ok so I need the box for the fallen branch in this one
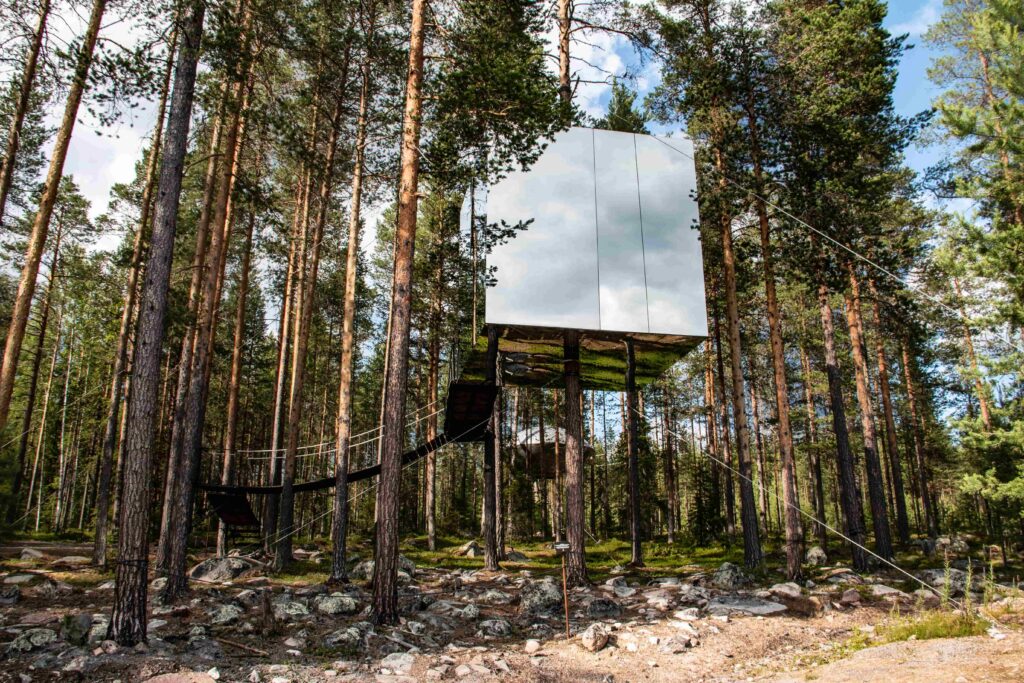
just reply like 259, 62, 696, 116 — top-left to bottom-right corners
215, 636, 268, 656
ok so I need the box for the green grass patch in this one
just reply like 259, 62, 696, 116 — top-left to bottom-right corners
880, 610, 988, 642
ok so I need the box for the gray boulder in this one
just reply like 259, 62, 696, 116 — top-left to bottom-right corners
479, 619, 513, 637
506, 550, 529, 562
314, 593, 359, 615
273, 600, 310, 621
587, 597, 622, 618
189, 557, 258, 583
19, 548, 44, 561
477, 589, 513, 605
325, 627, 363, 650
61, 613, 93, 646
209, 603, 244, 625
804, 546, 827, 566
707, 595, 787, 616
519, 577, 563, 614
712, 562, 749, 590
0, 585, 19, 606
7, 628, 57, 654
351, 555, 416, 581
579, 623, 609, 652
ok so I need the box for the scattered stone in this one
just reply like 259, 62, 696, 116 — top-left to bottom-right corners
273, 601, 309, 621
460, 603, 480, 620
49, 555, 90, 569
151, 577, 168, 592
351, 555, 416, 581
324, 627, 363, 650
918, 567, 974, 596
913, 588, 941, 607
3, 573, 43, 585
479, 619, 513, 637
825, 568, 863, 585
7, 628, 57, 653
190, 556, 258, 583
871, 584, 910, 600
644, 589, 674, 611
524, 639, 541, 654
61, 613, 94, 646
454, 664, 474, 678
19, 548, 44, 561
579, 623, 609, 652
673, 607, 700, 621
587, 597, 622, 618
840, 588, 862, 606
456, 540, 482, 557
712, 562, 749, 590
0, 585, 20, 605
477, 589, 512, 605
519, 577, 563, 614
770, 582, 802, 601
379, 652, 414, 675
315, 594, 359, 615
649, 577, 681, 586
210, 603, 244, 625
506, 550, 529, 562
706, 595, 787, 616
805, 546, 828, 566
677, 584, 710, 605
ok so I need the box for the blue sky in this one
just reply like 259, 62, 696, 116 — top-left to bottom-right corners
572, 0, 951, 182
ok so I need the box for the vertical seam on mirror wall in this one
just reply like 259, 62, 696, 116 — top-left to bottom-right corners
633, 133, 651, 334
592, 127, 602, 331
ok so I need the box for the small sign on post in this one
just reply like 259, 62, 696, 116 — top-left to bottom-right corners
552, 542, 571, 639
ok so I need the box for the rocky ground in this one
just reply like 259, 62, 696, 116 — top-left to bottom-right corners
0, 540, 1021, 682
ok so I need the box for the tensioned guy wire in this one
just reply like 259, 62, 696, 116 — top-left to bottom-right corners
650, 135, 1024, 357
631, 404, 1004, 630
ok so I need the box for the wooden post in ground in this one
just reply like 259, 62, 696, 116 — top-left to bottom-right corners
624, 339, 643, 567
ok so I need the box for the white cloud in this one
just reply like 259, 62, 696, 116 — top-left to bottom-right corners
890, 0, 943, 37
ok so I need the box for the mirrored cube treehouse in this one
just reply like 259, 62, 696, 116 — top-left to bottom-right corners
460, 126, 708, 391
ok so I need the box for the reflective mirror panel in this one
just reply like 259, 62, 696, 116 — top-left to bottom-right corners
484, 126, 600, 331
634, 134, 708, 336
468, 126, 707, 389
594, 129, 649, 333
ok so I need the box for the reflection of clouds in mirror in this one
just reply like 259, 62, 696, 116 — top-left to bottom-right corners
635, 135, 707, 336
595, 129, 648, 333
483, 126, 706, 340
485, 127, 600, 330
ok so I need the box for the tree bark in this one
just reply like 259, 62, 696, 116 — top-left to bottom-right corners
816, 279, 869, 571
482, 326, 501, 571
952, 276, 992, 431
799, 336, 828, 549
372, 0, 427, 625
216, 210, 255, 556
624, 339, 644, 567
330, 25, 373, 582
748, 118, 801, 577
711, 299, 735, 535
868, 280, 910, 545
843, 265, 893, 561
0, 0, 51, 226
94, 30, 177, 567
901, 337, 937, 537
108, 0, 205, 645
556, 0, 571, 106
6, 222, 61, 522
563, 330, 588, 585
163, 43, 253, 599
276, 87, 348, 571
0, 0, 106, 434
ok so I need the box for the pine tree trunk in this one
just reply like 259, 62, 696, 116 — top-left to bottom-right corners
6, 225, 60, 522
163, 47, 253, 599
108, 0, 205, 645
216, 210, 254, 556
748, 125, 801, 576
563, 330, 588, 585
482, 327, 501, 571
330, 25, 373, 582
815, 279, 869, 571
0, 0, 106, 434
716, 160, 762, 568
0, 0, 51, 226
901, 338, 937, 537
843, 265, 893, 561
24, 302, 63, 523
624, 340, 644, 567
799, 337, 828, 549
711, 300, 736, 535
373, 0, 427, 624
276, 87, 348, 571
556, 0, 571, 106
155, 101, 225, 571
94, 32, 177, 566
868, 280, 910, 545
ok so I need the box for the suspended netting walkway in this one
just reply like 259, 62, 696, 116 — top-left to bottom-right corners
197, 381, 497, 532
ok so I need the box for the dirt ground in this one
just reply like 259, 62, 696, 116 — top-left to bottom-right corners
1, 541, 1021, 683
